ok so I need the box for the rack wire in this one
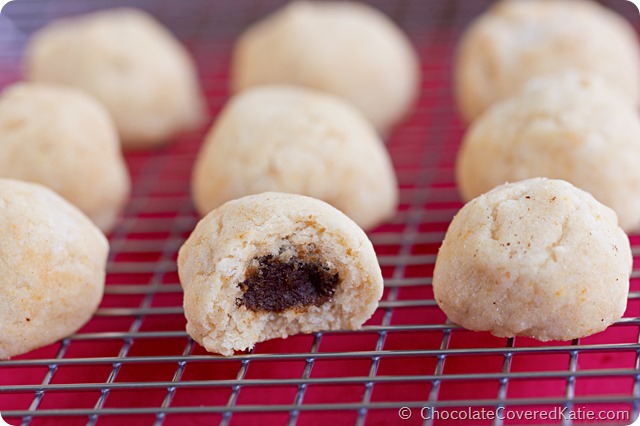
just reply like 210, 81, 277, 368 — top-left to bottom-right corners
0, 0, 639, 425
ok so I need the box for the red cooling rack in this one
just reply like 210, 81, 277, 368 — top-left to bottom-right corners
0, 0, 639, 425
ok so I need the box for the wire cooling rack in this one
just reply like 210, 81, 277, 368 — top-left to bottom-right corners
1, 0, 639, 425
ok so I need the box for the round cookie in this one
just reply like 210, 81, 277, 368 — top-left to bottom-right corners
456, 70, 640, 232
231, 1, 420, 133
455, 0, 640, 122
0, 82, 130, 233
192, 85, 398, 231
433, 178, 631, 341
25, 8, 206, 149
178, 192, 384, 356
0, 179, 109, 359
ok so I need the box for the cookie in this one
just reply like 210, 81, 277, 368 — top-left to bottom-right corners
433, 178, 631, 341
178, 192, 384, 356
0, 179, 109, 359
25, 8, 206, 149
455, 0, 640, 122
192, 85, 398, 231
230, 1, 420, 133
456, 70, 640, 232
0, 82, 130, 233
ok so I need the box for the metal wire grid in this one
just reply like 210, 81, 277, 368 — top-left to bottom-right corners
0, 0, 639, 425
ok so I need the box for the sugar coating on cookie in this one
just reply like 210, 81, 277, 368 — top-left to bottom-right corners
0, 82, 130, 232
456, 70, 640, 232
231, 1, 420, 133
455, 0, 640, 122
192, 85, 398, 231
433, 178, 631, 341
25, 8, 206, 149
0, 179, 109, 359
178, 192, 384, 356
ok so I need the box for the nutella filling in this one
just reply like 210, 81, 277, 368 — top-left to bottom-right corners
237, 254, 339, 312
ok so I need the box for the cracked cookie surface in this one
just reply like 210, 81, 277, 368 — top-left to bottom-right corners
433, 178, 631, 341
178, 192, 383, 356
0, 179, 108, 359
456, 70, 640, 232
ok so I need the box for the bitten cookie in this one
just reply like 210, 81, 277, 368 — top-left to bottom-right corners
0, 179, 109, 359
0, 82, 130, 233
178, 192, 384, 356
456, 70, 640, 232
192, 85, 398, 231
455, 0, 640, 122
433, 178, 631, 341
231, 1, 420, 133
25, 8, 206, 149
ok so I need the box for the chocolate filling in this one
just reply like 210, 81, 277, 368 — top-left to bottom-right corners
237, 254, 339, 312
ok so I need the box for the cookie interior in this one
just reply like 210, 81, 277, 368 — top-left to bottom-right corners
237, 249, 339, 312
